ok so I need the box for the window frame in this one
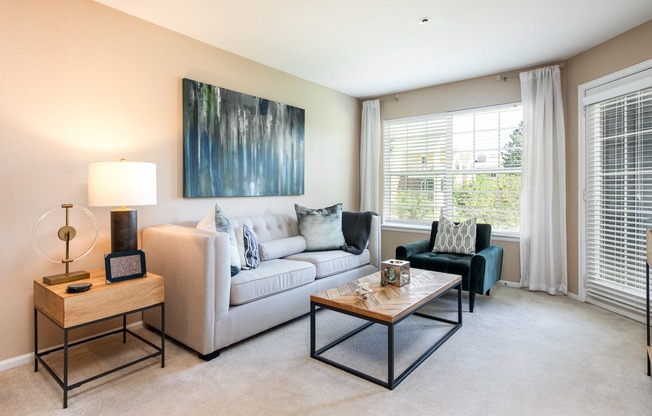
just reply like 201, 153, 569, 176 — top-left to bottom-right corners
382, 102, 523, 239
578, 58, 652, 321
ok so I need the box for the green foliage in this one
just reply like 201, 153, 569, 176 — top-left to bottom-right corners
453, 173, 520, 230
393, 190, 437, 222
452, 123, 523, 230
502, 121, 523, 168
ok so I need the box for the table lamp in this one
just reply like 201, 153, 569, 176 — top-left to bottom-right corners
88, 159, 157, 253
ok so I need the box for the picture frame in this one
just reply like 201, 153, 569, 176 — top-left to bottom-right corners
104, 250, 147, 283
182, 78, 305, 197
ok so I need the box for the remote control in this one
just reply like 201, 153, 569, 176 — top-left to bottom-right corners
66, 282, 93, 293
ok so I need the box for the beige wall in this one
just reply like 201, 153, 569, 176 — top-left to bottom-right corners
0, 0, 360, 363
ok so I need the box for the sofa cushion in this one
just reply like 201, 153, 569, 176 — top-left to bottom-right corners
230, 259, 315, 305
433, 216, 477, 255
258, 236, 306, 261
406, 252, 471, 288
284, 249, 370, 279
295, 203, 346, 251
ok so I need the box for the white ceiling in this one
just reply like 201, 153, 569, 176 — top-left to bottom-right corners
94, 0, 652, 98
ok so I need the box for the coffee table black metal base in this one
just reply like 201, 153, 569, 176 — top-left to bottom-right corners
310, 281, 461, 390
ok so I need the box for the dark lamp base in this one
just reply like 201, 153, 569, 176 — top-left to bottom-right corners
111, 209, 138, 253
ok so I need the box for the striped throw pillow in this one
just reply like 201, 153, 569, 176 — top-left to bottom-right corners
235, 223, 260, 269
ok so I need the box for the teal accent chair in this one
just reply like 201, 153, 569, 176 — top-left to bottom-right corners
395, 221, 503, 312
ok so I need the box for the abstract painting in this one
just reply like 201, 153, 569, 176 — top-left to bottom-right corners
183, 78, 305, 197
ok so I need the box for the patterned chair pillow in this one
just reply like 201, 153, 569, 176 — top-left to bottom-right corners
432, 215, 477, 255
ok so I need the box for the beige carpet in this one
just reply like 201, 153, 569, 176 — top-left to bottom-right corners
2, 285, 651, 415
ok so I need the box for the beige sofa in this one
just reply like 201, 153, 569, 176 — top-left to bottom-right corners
142, 212, 380, 359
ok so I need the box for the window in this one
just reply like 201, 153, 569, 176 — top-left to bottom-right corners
383, 103, 523, 236
580, 62, 652, 319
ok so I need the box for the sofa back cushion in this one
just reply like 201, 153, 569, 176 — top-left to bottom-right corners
428, 221, 492, 254
258, 236, 307, 261
229, 214, 298, 243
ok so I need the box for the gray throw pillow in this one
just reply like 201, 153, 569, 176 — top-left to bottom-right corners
295, 203, 346, 251
213, 205, 241, 276
433, 215, 477, 255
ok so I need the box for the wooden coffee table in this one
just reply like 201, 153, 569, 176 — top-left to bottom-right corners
310, 268, 462, 389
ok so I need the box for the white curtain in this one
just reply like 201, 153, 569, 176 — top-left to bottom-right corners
519, 65, 568, 294
360, 99, 380, 213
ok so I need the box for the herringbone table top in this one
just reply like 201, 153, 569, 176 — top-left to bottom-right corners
311, 268, 461, 323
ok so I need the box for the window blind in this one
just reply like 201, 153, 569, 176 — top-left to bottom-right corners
384, 113, 449, 225
383, 103, 522, 234
584, 86, 652, 315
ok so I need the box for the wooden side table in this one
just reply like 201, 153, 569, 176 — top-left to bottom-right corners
34, 269, 165, 408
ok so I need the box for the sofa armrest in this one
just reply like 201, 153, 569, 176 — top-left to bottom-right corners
470, 245, 504, 294
142, 224, 232, 355
396, 238, 430, 260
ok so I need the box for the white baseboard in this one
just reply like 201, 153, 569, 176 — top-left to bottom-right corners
0, 321, 144, 373
566, 291, 581, 301
0, 352, 34, 372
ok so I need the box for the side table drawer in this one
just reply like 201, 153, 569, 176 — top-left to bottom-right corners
34, 271, 164, 328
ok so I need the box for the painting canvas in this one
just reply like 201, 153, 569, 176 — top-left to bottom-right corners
183, 78, 305, 197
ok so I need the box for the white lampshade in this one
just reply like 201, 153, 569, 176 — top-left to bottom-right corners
88, 161, 157, 207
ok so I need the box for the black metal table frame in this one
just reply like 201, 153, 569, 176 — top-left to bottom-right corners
310, 282, 462, 390
34, 302, 165, 408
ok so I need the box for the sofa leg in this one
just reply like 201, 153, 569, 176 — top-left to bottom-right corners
198, 350, 221, 361
469, 292, 475, 313
486, 289, 491, 296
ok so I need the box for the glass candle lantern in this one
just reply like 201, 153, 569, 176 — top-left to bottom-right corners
380, 259, 410, 287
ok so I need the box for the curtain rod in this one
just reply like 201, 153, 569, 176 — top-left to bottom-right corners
381, 94, 400, 102
359, 94, 399, 104
496, 63, 565, 81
